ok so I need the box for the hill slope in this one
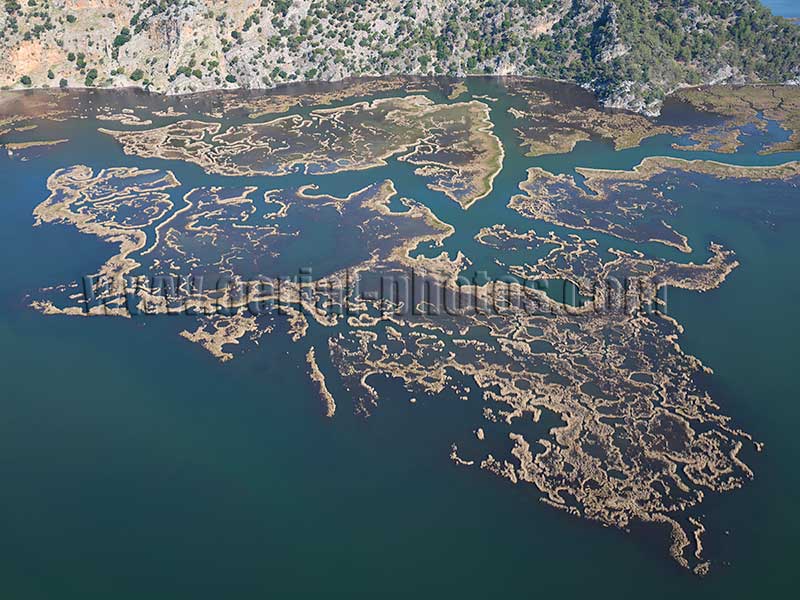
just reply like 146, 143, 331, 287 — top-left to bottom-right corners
1, 0, 798, 112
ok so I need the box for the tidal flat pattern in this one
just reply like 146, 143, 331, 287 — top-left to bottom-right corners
6, 77, 800, 576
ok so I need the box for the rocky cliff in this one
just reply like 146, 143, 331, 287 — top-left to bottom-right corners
1, 0, 798, 112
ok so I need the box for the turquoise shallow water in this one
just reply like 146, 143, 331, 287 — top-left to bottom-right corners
1, 79, 799, 598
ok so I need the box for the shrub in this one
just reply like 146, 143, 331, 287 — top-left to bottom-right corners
84, 68, 98, 86
130, 69, 144, 81
113, 28, 131, 47
20, 75, 31, 86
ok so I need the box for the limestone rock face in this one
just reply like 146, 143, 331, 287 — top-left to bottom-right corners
1, 0, 798, 113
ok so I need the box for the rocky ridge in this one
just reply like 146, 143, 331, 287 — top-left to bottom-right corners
1, 0, 798, 113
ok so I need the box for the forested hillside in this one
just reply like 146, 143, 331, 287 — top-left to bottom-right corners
1, 0, 798, 112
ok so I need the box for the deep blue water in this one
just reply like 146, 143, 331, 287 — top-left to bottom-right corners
1, 79, 799, 598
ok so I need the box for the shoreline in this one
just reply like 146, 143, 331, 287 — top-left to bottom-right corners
3, 75, 799, 117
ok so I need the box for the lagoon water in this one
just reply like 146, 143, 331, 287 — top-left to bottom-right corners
1, 78, 799, 598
